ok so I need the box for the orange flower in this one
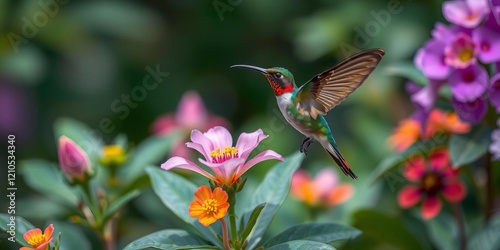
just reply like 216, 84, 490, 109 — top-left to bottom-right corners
20, 224, 54, 250
389, 109, 470, 152
188, 186, 230, 226
291, 169, 354, 207
425, 109, 470, 138
388, 119, 421, 152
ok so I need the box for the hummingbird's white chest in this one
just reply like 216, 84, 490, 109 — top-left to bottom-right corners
276, 93, 311, 137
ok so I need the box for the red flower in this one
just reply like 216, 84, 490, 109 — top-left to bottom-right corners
397, 148, 466, 219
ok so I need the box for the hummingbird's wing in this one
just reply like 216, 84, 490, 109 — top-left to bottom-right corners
294, 49, 385, 119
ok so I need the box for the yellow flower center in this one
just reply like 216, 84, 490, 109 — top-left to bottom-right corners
210, 146, 239, 163
420, 173, 442, 194
28, 233, 45, 247
202, 198, 218, 214
458, 48, 473, 62
101, 145, 126, 166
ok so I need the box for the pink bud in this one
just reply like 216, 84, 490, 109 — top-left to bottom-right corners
58, 136, 91, 181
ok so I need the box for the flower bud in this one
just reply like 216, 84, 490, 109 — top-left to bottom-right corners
58, 136, 92, 182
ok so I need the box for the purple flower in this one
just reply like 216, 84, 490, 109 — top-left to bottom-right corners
445, 32, 477, 68
473, 27, 500, 63
443, 0, 489, 28
452, 96, 487, 124
490, 118, 500, 160
415, 40, 450, 80
490, 73, 500, 112
449, 64, 489, 101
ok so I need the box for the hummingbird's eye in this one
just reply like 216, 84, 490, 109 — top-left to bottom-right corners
274, 73, 283, 79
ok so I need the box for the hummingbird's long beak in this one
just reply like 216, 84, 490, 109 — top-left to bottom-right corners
230, 64, 268, 74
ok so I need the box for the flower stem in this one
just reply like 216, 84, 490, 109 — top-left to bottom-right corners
227, 190, 238, 247
452, 203, 467, 250
485, 152, 493, 222
220, 218, 232, 250
103, 218, 116, 250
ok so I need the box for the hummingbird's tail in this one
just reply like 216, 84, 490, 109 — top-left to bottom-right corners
323, 141, 358, 179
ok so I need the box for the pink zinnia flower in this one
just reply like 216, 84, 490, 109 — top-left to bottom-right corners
151, 91, 229, 158
398, 149, 466, 219
443, 0, 490, 28
290, 168, 353, 207
161, 126, 283, 186
58, 136, 92, 182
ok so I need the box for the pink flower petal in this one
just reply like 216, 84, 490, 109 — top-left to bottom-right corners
151, 115, 178, 135
237, 150, 284, 178
176, 91, 208, 128
199, 157, 246, 185
442, 181, 466, 202
189, 129, 214, 158
403, 156, 426, 181
429, 148, 450, 170
421, 195, 442, 219
398, 185, 422, 208
291, 170, 310, 197
235, 129, 268, 160
443, 0, 487, 28
312, 168, 338, 198
204, 126, 233, 150
161, 156, 215, 181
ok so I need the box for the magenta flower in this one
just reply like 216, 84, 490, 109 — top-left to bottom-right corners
151, 91, 229, 158
489, 73, 500, 111
398, 148, 466, 219
161, 126, 283, 186
58, 136, 92, 182
473, 26, 500, 63
452, 96, 487, 124
442, 0, 489, 28
449, 64, 489, 101
444, 32, 477, 68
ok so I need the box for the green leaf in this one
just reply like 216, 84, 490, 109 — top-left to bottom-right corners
0, 214, 34, 247
122, 229, 212, 250
53, 117, 103, 159
263, 223, 361, 248
19, 159, 78, 206
244, 152, 304, 249
352, 209, 424, 250
266, 240, 337, 250
146, 166, 221, 247
467, 217, 500, 250
425, 213, 457, 250
102, 189, 140, 222
120, 132, 182, 182
385, 63, 427, 86
239, 203, 265, 242
450, 127, 492, 167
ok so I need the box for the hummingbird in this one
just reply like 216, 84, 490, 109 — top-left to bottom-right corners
231, 48, 385, 179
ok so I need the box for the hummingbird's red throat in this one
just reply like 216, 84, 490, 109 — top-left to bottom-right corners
265, 76, 294, 96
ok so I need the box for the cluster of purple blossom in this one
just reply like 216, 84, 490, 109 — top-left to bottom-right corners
410, 0, 499, 125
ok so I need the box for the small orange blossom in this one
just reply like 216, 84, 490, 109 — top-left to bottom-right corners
20, 224, 54, 250
189, 186, 230, 226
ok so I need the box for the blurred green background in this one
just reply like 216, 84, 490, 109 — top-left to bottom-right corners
0, 0, 450, 249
